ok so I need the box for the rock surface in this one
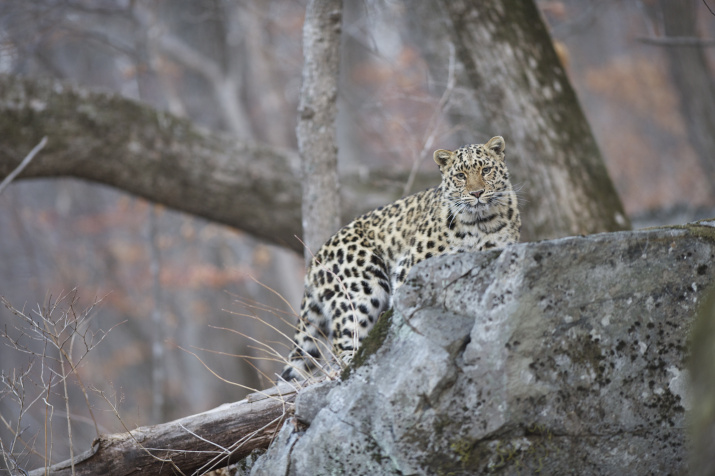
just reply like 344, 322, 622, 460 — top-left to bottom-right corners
252, 222, 715, 475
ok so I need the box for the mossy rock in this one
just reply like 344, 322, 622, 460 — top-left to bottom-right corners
341, 309, 394, 380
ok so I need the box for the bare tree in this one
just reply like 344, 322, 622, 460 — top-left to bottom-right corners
296, 0, 343, 263
439, 0, 630, 240
0, 292, 110, 474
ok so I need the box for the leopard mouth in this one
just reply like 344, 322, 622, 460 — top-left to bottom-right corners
470, 194, 495, 208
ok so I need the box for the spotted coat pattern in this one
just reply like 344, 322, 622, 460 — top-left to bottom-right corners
281, 136, 521, 380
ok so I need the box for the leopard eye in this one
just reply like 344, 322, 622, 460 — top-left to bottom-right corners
455, 172, 466, 180
482, 167, 492, 176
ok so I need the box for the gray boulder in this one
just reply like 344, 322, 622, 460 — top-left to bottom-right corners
252, 221, 715, 475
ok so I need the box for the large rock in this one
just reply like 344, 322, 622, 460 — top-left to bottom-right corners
252, 221, 715, 475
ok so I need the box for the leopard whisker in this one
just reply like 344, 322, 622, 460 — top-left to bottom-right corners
494, 191, 529, 206
448, 201, 470, 227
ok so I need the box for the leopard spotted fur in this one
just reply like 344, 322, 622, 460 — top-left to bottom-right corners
281, 136, 521, 380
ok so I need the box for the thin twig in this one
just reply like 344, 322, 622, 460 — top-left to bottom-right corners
1, 291, 120, 472
637, 36, 715, 47
403, 42, 456, 196
44, 376, 53, 472
178, 424, 230, 454
177, 345, 289, 399
93, 389, 186, 474
58, 349, 75, 475
193, 414, 287, 475
247, 276, 299, 317
0, 136, 48, 195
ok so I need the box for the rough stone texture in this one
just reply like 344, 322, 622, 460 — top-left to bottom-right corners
249, 419, 301, 476
294, 380, 340, 425
252, 221, 715, 475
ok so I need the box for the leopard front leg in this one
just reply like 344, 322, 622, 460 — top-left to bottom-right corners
282, 240, 392, 380
331, 266, 391, 368
280, 291, 330, 381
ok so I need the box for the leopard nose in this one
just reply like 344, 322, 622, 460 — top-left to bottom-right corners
470, 190, 484, 199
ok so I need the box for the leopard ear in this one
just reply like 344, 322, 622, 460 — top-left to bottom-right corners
433, 149, 454, 168
486, 136, 506, 159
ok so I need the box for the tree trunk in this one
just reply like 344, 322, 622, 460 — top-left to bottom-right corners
26, 382, 302, 476
0, 75, 436, 254
297, 0, 343, 264
656, 0, 715, 200
439, 0, 630, 241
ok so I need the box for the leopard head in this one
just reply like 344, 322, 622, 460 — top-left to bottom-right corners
433, 136, 512, 215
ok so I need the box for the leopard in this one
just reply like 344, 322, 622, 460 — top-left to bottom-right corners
281, 135, 521, 380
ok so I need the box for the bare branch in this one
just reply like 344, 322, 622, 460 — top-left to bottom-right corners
58, 349, 75, 475
0, 293, 118, 474
403, 42, 457, 196
638, 35, 715, 46
0, 136, 47, 195
155, 32, 224, 85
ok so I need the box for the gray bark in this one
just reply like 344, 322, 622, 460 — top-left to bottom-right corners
656, 0, 715, 200
0, 74, 435, 255
439, 0, 630, 241
251, 220, 715, 475
297, 0, 343, 263
26, 382, 301, 476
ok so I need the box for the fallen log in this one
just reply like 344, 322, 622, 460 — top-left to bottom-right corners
28, 382, 307, 476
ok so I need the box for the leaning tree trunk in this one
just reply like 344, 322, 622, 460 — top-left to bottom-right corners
297, 0, 343, 264
656, 0, 715, 200
439, 0, 630, 241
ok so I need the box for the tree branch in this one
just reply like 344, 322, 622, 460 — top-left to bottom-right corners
0, 74, 437, 254
638, 35, 715, 46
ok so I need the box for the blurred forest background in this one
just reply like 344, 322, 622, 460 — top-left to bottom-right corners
1, 0, 714, 469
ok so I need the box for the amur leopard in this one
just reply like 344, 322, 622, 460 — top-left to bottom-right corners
281, 135, 521, 380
